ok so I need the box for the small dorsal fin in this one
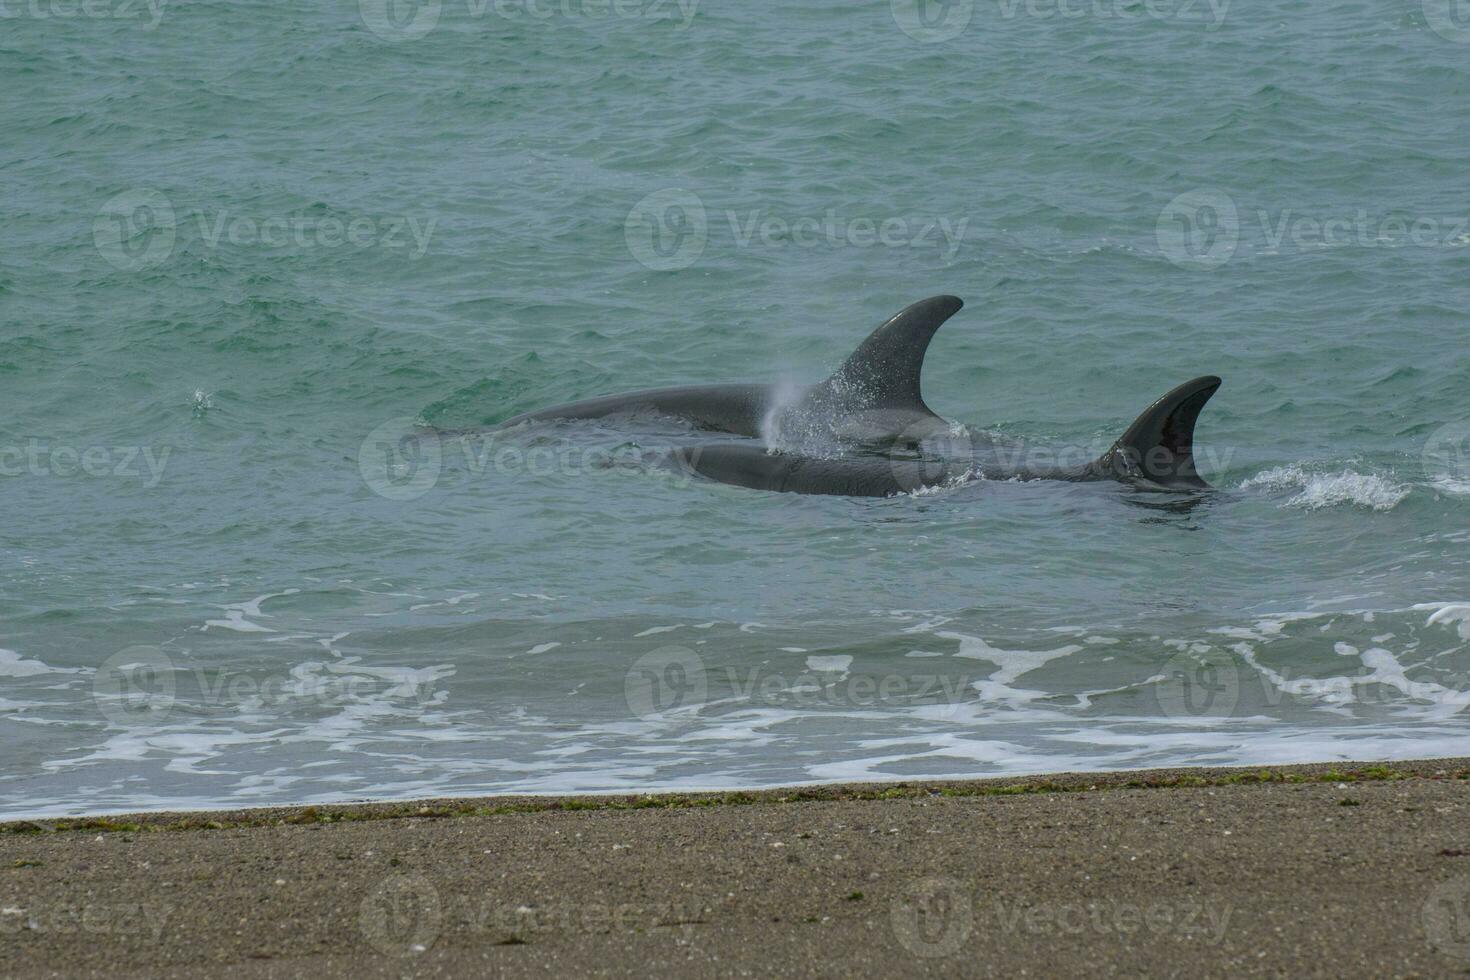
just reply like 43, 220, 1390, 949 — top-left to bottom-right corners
811, 295, 964, 413
1094, 376, 1221, 488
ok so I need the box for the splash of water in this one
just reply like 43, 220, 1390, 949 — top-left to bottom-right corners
759, 378, 850, 458
1241, 465, 1410, 512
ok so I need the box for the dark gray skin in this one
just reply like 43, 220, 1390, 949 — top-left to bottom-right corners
477, 294, 1221, 499
490, 296, 966, 445
673, 376, 1223, 497
493, 383, 773, 437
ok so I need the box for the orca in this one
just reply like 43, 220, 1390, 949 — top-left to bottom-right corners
673, 376, 1222, 497
490, 295, 965, 446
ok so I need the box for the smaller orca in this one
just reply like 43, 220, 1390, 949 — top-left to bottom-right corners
673, 376, 1222, 497
490, 296, 966, 446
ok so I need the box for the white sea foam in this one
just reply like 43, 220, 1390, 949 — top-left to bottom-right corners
10, 601, 1470, 820
899, 466, 979, 498
409, 592, 481, 612
0, 649, 85, 677
1420, 602, 1470, 640
1241, 465, 1409, 511
203, 590, 300, 632
934, 630, 1082, 703
1429, 475, 1470, 496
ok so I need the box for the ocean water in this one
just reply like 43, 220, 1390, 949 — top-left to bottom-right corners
3, 0, 1469, 818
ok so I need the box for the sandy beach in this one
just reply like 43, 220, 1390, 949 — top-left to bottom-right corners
0, 759, 1467, 978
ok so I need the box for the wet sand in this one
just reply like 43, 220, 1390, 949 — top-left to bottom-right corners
3, 759, 1469, 978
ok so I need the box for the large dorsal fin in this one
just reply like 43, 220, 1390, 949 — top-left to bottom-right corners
810, 295, 964, 413
1093, 375, 1221, 488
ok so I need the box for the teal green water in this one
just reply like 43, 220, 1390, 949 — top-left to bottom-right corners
3, 1, 1470, 816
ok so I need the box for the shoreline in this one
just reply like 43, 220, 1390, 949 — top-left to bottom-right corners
3, 756, 1467, 835
4, 757, 1469, 977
